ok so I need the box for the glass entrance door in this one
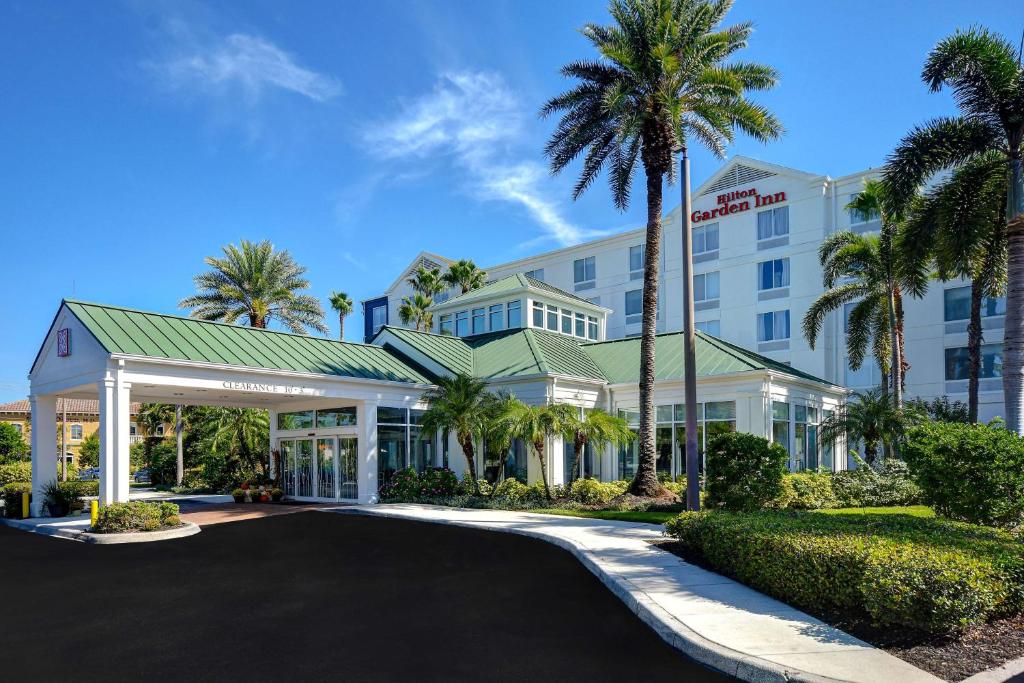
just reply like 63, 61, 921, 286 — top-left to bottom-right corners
295, 439, 314, 498
338, 437, 358, 499
280, 440, 295, 496
316, 438, 336, 499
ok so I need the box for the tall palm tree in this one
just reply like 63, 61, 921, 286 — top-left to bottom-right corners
207, 407, 270, 477
542, 0, 782, 498
902, 152, 1007, 421
328, 291, 353, 341
442, 259, 486, 294
803, 181, 928, 408
419, 373, 494, 494
136, 403, 175, 463
398, 293, 434, 332
560, 407, 635, 484
408, 267, 447, 299
495, 399, 572, 501
883, 27, 1024, 433
180, 239, 328, 334
819, 388, 920, 465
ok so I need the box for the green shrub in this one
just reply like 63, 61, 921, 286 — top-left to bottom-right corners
705, 432, 788, 511
492, 477, 529, 502
665, 510, 1024, 634
569, 478, 612, 505
831, 458, 921, 508
603, 480, 630, 497
777, 472, 838, 510
380, 468, 420, 501
232, 488, 246, 503
42, 479, 83, 517
419, 468, 458, 498
903, 422, 1024, 529
1, 482, 31, 518
0, 422, 28, 464
271, 488, 283, 502
93, 501, 180, 533
662, 480, 684, 498
0, 461, 31, 487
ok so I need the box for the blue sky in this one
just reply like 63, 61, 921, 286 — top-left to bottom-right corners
1, 0, 1022, 402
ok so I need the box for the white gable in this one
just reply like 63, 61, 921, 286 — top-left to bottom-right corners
29, 304, 111, 395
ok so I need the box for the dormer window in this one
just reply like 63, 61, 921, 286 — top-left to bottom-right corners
507, 300, 522, 327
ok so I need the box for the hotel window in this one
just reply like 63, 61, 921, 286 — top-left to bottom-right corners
471, 308, 485, 334
574, 312, 585, 337
845, 359, 883, 388
848, 193, 880, 224
772, 401, 790, 454
70, 424, 83, 440
945, 344, 1002, 381
524, 268, 544, 282
696, 319, 721, 336
757, 310, 790, 342
546, 305, 559, 331
693, 271, 720, 302
629, 245, 644, 280
507, 300, 522, 328
11, 423, 22, 435
587, 316, 599, 340
489, 304, 504, 331
439, 314, 453, 335
625, 289, 643, 325
794, 405, 819, 471
561, 308, 573, 334
278, 410, 315, 430
532, 302, 544, 327
370, 304, 387, 335
316, 407, 358, 428
455, 310, 469, 336
756, 206, 789, 240
821, 409, 835, 471
758, 258, 790, 290
943, 286, 1006, 321
130, 422, 138, 436
574, 256, 596, 290
693, 223, 719, 254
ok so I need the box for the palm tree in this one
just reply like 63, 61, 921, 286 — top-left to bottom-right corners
408, 266, 447, 299
207, 407, 270, 477
542, 0, 782, 498
902, 153, 1007, 421
495, 399, 573, 500
180, 239, 327, 334
328, 291, 353, 341
883, 27, 1024, 434
820, 388, 920, 465
136, 403, 175, 463
803, 181, 928, 408
398, 293, 434, 332
560, 407, 635, 485
442, 259, 486, 294
419, 373, 494, 494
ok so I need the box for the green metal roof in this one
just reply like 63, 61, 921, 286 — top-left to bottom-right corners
582, 331, 837, 386
376, 326, 475, 376
433, 273, 598, 309
63, 301, 432, 384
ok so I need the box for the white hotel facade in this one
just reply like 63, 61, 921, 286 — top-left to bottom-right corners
365, 156, 1008, 424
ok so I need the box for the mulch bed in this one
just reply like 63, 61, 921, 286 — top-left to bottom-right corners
656, 540, 1024, 681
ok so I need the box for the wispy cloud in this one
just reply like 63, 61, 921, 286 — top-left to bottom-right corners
152, 32, 341, 103
365, 71, 603, 247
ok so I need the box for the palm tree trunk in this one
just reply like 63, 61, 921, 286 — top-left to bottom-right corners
1004, 153, 1024, 435
630, 166, 665, 498
339, 313, 344, 341
175, 405, 184, 486
534, 440, 552, 500
459, 434, 480, 495
568, 434, 584, 487
967, 280, 985, 423
886, 288, 903, 409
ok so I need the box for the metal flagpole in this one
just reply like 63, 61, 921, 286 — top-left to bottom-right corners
680, 149, 700, 512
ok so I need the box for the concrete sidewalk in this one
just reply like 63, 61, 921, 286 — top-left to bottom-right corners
335, 504, 939, 683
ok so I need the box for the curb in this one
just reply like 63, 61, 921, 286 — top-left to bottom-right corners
0, 518, 201, 544
329, 505, 907, 683
962, 655, 1024, 683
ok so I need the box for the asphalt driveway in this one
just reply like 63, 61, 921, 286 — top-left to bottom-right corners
1, 511, 729, 682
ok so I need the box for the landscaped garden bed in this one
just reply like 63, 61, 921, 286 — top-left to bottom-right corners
92, 501, 183, 533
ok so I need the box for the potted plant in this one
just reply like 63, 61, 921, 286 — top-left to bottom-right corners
42, 480, 79, 518
271, 488, 284, 502
232, 488, 246, 504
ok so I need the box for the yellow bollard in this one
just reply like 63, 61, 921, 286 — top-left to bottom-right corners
90, 500, 99, 527
21, 491, 29, 519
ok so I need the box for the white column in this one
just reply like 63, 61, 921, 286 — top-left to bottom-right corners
361, 402, 378, 503
113, 369, 131, 502
268, 409, 278, 480
551, 434, 566, 487
29, 394, 57, 516
98, 377, 116, 505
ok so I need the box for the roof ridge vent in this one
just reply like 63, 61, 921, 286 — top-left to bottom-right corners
701, 164, 776, 196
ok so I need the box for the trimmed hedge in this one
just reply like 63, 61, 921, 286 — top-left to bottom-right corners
0, 462, 32, 487
831, 458, 920, 508
1, 482, 32, 518
903, 422, 1024, 529
93, 501, 181, 533
665, 510, 1024, 634
776, 472, 838, 510
705, 432, 787, 511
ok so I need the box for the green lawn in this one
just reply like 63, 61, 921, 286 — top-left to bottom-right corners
528, 505, 934, 525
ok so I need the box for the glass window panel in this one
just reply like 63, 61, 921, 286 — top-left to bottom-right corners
618, 431, 639, 480
693, 228, 705, 254
656, 405, 674, 423
338, 437, 359, 499
757, 312, 772, 342
705, 224, 719, 251
439, 314, 453, 335
316, 438, 336, 498
377, 425, 407, 487
655, 426, 673, 477
587, 316, 598, 340
795, 405, 807, 422
773, 206, 789, 235
757, 210, 773, 240
575, 312, 585, 337
561, 310, 573, 334
705, 401, 735, 420
625, 290, 642, 316
574, 258, 585, 283
947, 344, 1004, 380
546, 306, 559, 331
376, 407, 407, 424
794, 424, 807, 471
278, 410, 314, 430
629, 245, 644, 272
489, 304, 504, 331
408, 409, 425, 425
316, 407, 357, 428
524, 268, 544, 281
696, 319, 720, 336
944, 287, 970, 321
773, 419, 790, 454
455, 311, 469, 336
409, 426, 435, 474
706, 271, 720, 299
471, 308, 485, 334
985, 296, 1006, 317
694, 274, 706, 301
618, 409, 640, 426
673, 402, 703, 422
507, 300, 522, 327
779, 258, 790, 287
774, 310, 790, 340
532, 303, 544, 327
772, 401, 789, 420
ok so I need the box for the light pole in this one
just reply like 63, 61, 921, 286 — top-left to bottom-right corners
680, 148, 700, 512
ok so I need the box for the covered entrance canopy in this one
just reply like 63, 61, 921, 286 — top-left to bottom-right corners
27, 301, 435, 515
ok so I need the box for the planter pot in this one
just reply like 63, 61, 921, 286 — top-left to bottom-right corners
232, 496, 245, 504
46, 501, 70, 518
259, 495, 270, 503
